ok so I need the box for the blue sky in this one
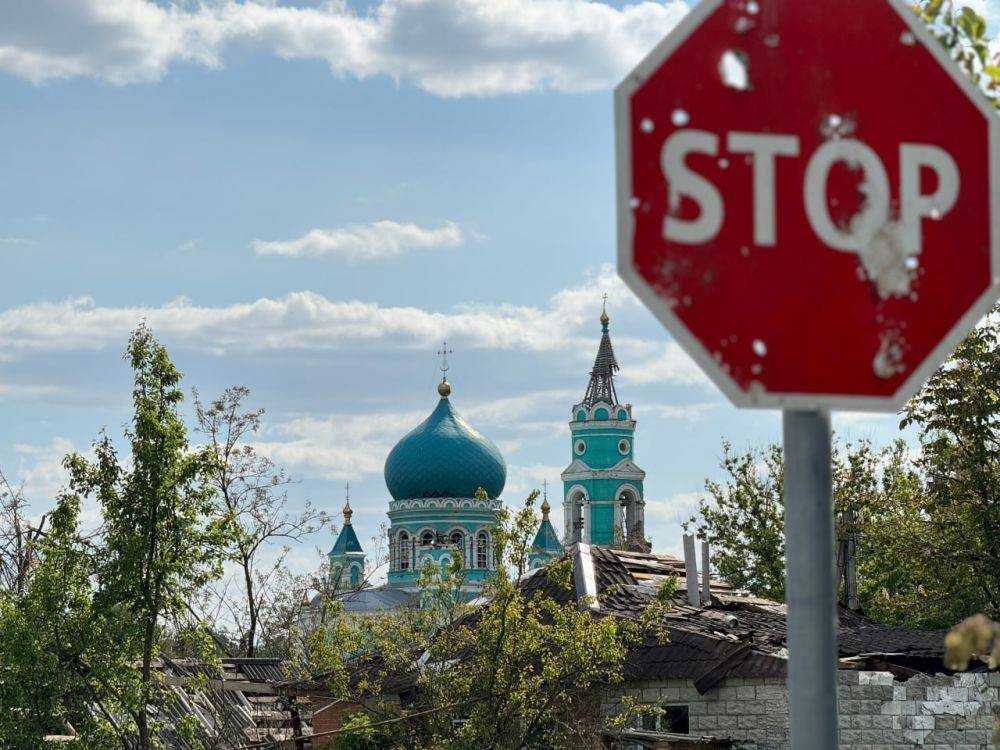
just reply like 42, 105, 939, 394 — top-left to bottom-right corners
1, 0, 997, 580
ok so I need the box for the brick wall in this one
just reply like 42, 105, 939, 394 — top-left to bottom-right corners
602, 671, 1000, 749
309, 698, 362, 747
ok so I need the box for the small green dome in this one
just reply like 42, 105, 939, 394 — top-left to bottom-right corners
384, 396, 506, 501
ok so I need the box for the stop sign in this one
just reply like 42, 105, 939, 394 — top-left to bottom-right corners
615, 0, 1000, 410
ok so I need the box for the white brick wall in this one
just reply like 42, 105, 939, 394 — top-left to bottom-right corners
602, 671, 1000, 749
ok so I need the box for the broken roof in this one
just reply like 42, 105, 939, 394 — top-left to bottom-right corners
523, 544, 952, 692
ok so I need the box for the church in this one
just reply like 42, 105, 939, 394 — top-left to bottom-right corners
304, 304, 647, 615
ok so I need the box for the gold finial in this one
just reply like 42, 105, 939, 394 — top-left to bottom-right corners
437, 341, 453, 397
600, 293, 610, 326
301, 588, 310, 605
541, 479, 551, 518
342, 482, 353, 524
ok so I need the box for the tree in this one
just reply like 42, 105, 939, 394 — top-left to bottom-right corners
897, 310, 1000, 625
69, 324, 229, 748
686, 439, 921, 614
0, 466, 46, 596
0, 325, 230, 749
300, 491, 644, 750
686, 441, 786, 601
917, 0, 1000, 108
195, 385, 327, 657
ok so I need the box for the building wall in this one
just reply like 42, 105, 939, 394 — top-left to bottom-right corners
310, 698, 363, 747
602, 671, 1000, 749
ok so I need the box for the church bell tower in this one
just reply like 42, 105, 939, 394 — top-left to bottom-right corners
561, 301, 647, 549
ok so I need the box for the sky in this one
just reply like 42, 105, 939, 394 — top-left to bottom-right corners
0, 0, 998, 582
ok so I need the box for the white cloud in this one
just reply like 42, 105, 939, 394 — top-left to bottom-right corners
255, 389, 575, 484
643, 490, 702, 556
0, 237, 32, 246
0, 265, 635, 356
617, 340, 708, 387
0, 0, 689, 96
641, 400, 719, 421
10, 438, 102, 533
177, 238, 202, 252
645, 490, 701, 523
254, 410, 425, 481
0, 381, 69, 400
253, 220, 464, 260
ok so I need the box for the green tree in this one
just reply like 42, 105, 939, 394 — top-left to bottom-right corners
917, 0, 1000, 107
686, 441, 786, 600
300, 490, 643, 750
898, 311, 1000, 625
686, 439, 921, 613
0, 325, 229, 749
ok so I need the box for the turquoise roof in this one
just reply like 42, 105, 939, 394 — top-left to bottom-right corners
330, 522, 363, 555
384, 396, 506, 501
532, 518, 562, 553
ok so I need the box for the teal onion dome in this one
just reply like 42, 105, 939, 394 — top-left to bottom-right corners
384, 395, 506, 501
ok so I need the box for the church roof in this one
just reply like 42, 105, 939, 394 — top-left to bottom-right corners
384, 394, 506, 501
331, 522, 363, 555
582, 306, 620, 407
532, 517, 562, 553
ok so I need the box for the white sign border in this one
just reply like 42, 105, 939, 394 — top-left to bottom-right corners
614, 0, 1000, 413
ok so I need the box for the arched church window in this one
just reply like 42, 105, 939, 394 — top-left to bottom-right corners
576, 409, 587, 422
477, 532, 489, 568
450, 530, 463, 547
421, 530, 435, 547
398, 532, 410, 570
350, 565, 361, 588
617, 408, 628, 420
594, 407, 610, 420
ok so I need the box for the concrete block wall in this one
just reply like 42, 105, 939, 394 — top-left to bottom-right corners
602, 671, 1000, 750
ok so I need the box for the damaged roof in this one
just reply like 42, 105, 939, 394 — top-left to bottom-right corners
522, 544, 951, 692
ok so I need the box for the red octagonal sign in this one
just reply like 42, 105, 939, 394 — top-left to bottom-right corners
616, 0, 1000, 410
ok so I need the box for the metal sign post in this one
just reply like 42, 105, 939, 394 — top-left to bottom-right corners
783, 410, 837, 750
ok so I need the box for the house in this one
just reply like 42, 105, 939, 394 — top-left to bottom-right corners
294, 544, 998, 750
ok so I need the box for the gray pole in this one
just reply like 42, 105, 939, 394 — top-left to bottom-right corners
783, 409, 838, 750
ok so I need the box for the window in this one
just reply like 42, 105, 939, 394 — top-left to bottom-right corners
641, 705, 689, 734
477, 532, 489, 568
617, 408, 628, 420
576, 409, 587, 421
421, 530, 435, 547
350, 565, 361, 588
593, 407, 610, 420
450, 530, 463, 547
618, 439, 630, 455
398, 532, 410, 570
574, 439, 586, 456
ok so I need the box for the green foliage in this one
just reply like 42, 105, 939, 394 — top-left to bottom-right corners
685, 441, 787, 601
303, 492, 643, 750
895, 311, 1000, 626
0, 325, 227, 749
686, 439, 921, 615
691, 308, 1000, 628
916, 0, 999, 107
